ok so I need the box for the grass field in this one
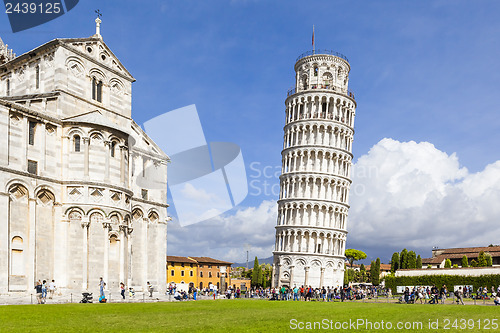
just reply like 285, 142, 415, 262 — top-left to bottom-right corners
0, 299, 498, 332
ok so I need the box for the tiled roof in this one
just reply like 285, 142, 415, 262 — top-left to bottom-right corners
365, 264, 392, 271
437, 246, 500, 255
167, 256, 198, 264
189, 256, 233, 265
421, 246, 500, 265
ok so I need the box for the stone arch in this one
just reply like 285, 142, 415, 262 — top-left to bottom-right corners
148, 210, 160, 223
66, 57, 85, 77
89, 68, 107, 81
108, 211, 122, 224
89, 130, 104, 142
109, 78, 124, 94
35, 188, 55, 206
8, 183, 30, 200
88, 210, 105, 222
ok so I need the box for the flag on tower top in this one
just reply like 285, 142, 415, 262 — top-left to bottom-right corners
312, 25, 315, 51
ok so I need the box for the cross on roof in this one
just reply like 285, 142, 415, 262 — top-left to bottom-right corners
95, 9, 102, 18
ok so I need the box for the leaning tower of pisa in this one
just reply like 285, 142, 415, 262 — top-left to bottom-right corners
272, 50, 356, 289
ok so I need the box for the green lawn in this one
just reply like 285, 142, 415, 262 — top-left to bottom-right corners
0, 299, 498, 332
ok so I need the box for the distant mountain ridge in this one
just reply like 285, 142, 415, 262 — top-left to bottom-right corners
232, 256, 273, 268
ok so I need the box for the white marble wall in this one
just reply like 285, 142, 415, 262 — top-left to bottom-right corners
0, 35, 168, 294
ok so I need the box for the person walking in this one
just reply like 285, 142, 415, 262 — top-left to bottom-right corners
440, 285, 448, 304
120, 282, 126, 300
48, 280, 56, 299
455, 287, 465, 305
41, 280, 48, 303
293, 285, 299, 301
147, 282, 154, 297
99, 277, 106, 298
34, 280, 43, 304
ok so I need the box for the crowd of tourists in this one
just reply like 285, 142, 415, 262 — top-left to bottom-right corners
34, 279, 57, 304
400, 284, 500, 305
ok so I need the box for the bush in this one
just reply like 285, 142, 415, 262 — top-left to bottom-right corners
385, 274, 500, 294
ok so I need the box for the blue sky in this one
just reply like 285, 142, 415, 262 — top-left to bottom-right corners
3, 0, 500, 263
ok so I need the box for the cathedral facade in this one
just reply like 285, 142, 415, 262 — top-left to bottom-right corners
0, 23, 169, 294
273, 50, 356, 289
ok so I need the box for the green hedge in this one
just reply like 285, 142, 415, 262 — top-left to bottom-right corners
385, 274, 500, 293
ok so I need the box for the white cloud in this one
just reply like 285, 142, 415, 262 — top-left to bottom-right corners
168, 200, 277, 263
168, 138, 500, 263
349, 138, 500, 257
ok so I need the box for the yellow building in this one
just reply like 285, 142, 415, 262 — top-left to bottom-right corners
167, 256, 198, 287
166, 256, 233, 291
189, 256, 232, 291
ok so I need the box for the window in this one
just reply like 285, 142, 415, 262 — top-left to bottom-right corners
28, 121, 36, 145
199, 265, 203, 268
181, 271, 185, 277
190, 264, 193, 268
190, 271, 193, 277
6, 79, 10, 96
314, 66, 318, 76
110, 141, 116, 157
171, 270, 174, 276
217, 272, 220, 278
11, 236, 24, 276
35, 65, 40, 89
74, 135, 81, 152
181, 263, 185, 267
200, 272, 203, 278
97, 81, 102, 101
209, 272, 212, 278
92, 77, 103, 102
141, 189, 148, 200
28, 160, 38, 175
171, 263, 175, 267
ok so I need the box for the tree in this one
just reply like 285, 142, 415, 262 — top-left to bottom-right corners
345, 268, 356, 283
390, 252, 400, 273
344, 249, 367, 268
485, 253, 493, 266
470, 259, 478, 267
416, 255, 422, 269
407, 251, 417, 269
251, 257, 261, 287
257, 266, 263, 287
399, 249, 408, 269
371, 258, 381, 286
461, 255, 469, 268
360, 264, 368, 282
444, 259, 452, 268
478, 251, 487, 267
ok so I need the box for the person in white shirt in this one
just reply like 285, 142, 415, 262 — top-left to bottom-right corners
48, 280, 56, 299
